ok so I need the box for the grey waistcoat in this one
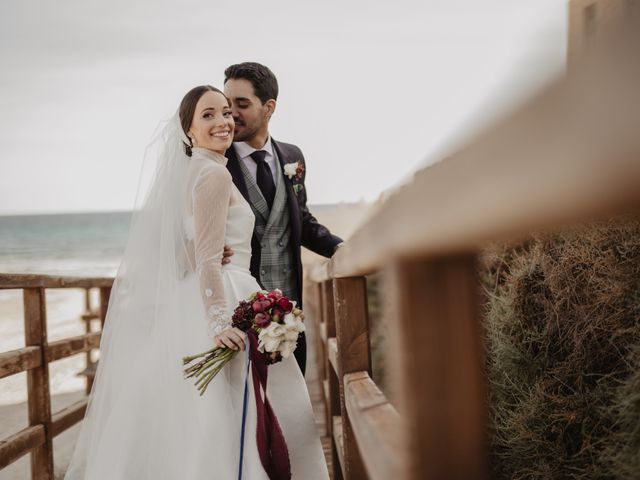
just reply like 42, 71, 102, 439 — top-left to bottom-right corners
237, 153, 297, 300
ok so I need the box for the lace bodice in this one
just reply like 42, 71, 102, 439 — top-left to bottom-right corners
184, 147, 255, 339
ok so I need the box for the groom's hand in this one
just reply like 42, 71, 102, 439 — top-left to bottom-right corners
222, 245, 234, 265
215, 327, 246, 351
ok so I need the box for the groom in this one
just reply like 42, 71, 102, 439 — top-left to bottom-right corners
223, 62, 343, 376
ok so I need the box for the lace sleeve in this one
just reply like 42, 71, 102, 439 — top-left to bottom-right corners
191, 164, 233, 339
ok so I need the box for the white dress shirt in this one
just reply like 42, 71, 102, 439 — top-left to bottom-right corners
232, 137, 279, 186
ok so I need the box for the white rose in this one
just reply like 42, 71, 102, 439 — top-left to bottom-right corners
284, 330, 299, 341
261, 336, 281, 353
280, 341, 297, 359
258, 323, 287, 352
284, 313, 296, 326
266, 323, 286, 337
283, 162, 298, 179
284, 314, 305, 333
259, 330, 281, 352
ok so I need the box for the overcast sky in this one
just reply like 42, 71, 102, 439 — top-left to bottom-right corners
0, 0, 566, 215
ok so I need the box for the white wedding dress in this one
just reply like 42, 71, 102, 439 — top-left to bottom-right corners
65, 144, 328, 479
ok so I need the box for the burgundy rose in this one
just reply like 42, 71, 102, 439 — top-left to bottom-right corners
271, 306, 285, 322
232, 301, 253, 331
253, 297, 273, 313
232, 316, 252, 332
252, 300, 266, 313
268, 289, 283, 300
277, 297, 293, 313
255, 312, 271, 328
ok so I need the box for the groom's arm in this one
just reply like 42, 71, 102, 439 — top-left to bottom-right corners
295, 152, 343, 258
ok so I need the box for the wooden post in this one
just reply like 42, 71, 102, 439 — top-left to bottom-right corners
316, 282, 327, 387
84, 288, 93, 394
83, 288, 91, 312
99, 287, 111, 327
391, 255, 487, 480
323, 280, 343, 480
23, 288, 53, 480
333, 276, 371, 479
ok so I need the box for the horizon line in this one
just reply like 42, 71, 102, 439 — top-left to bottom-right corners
0, 201, 370, 218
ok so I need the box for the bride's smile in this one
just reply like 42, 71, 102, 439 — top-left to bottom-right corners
212, 130, 231, 138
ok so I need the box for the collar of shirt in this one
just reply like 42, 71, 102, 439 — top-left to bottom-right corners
233, 137, 278, 184
233, 137, 275, 161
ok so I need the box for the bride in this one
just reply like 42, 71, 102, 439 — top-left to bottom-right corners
65, 86, 329, 479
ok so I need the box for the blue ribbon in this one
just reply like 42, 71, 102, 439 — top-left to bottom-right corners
237, 347, 251, 480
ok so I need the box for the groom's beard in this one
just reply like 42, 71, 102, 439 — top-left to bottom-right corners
232, 119, 261, 143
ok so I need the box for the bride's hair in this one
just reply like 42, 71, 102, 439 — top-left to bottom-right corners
178, 85, 227, 157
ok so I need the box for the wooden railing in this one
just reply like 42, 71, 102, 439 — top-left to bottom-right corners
306, 18, 640, 480
0, 274, 113, 479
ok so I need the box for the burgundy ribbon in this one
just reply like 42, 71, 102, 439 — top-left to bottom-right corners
247, 331, 292, 480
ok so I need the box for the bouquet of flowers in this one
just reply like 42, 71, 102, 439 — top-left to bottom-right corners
183, 289, 305, 396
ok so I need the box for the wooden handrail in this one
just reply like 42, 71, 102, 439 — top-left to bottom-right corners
51, 400, 89, 437
0, 426, 46, 470
0, 274, 114, 289
312, 278, 404, 479
344, 372, 402, 480
0, 347, 42, 380
46, 332, 101, 363
0, 279, 113, 478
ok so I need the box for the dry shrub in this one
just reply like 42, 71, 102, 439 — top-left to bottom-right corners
481, 217, 640, 479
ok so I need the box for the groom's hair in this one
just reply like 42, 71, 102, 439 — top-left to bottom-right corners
224, 62, 278, 105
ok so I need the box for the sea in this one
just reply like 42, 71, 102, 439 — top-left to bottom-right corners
0, 206, 348, 276
0, 211, 132, 277
0, 214, 134, 476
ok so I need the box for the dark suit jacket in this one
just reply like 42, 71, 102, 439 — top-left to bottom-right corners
225, 139, 342, 307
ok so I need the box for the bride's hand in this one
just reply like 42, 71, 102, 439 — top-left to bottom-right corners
215, 327, 246, 351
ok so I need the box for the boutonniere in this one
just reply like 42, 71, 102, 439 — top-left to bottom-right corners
284, 161, 304, 182
292, 184, 304, 195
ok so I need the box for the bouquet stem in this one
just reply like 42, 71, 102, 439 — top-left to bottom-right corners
183, 347, 239, 395
182, 346, 218, 365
